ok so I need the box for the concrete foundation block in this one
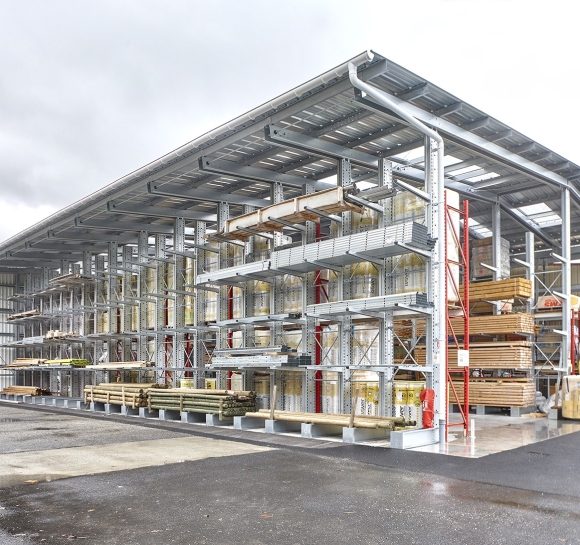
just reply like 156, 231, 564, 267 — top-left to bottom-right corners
22, 395, 33, 404
53, 398, 67, 407
139, 407, 159, 419
206, 413, 233, 427
90, 402, 106, 412
121, 406, 140, 416
234, 416, 265, 430
181, 412, 206, 424
548, 407, 562, 420
264, 419, 301, 434
65, 399, 86, 410
105, 403, 122, 415
476, 405, 486, 415
342, 426, 388, 444
301, 423, 343, 438
159, 409, 181, 421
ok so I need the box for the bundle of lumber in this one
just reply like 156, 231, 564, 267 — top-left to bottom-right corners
5, 358, 46, 368
43, 358, 90, 367
461, 278, 532, 301
8, 309, 41, 321
448, 313, 534, 336
244, 409, 407, 430
148, 389, 257, 420
83, 383, 170, 408
84, 361, 151, 370
470, 300, 514, 315
49, 272, 94, 286
450, 379, 536, 407
1, 385, 51, 396
414, 342, 533, 370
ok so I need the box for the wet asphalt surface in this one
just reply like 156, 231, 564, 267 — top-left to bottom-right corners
1, 403, 579, 544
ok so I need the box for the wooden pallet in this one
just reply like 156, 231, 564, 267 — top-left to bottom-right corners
460, 278, 532, 301
448, 313, 534, 336
450, 379, 536, 407
1, 385, 51, 396
415, 343, 533, 370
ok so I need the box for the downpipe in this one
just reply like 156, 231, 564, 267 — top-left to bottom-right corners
348, 61, 447, 442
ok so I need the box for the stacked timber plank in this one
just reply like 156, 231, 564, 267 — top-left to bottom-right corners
460, 278, 532, 301
450, 379, 535, 407
415, 342, 533, 370
148, 389, 257, 420
1, 385, 51, 396
83, 383, 170, 408
8, 309, 41, 321
448, 313, 534, 336
5, 358, 46, 368
43, 358, 90, 367
49, 272, 94, 286
244, 409, 406, 430
85, 361, 151, 370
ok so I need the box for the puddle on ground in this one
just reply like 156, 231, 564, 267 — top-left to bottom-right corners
0, 419, 19, 423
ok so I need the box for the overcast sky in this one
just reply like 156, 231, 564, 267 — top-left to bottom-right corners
0, 0, 578, 241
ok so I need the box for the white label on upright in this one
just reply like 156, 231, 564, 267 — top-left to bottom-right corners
457, 349, 469, 367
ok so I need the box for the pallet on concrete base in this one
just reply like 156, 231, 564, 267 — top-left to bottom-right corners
449, 403, 536, 417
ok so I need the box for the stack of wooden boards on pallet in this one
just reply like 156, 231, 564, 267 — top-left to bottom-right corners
449, 379, 536, 407
455, 278, 534, 408
4, 358, 46, 368
83, 383, 170, 408
82, 383, 258, 419
148, 389, 257, 420
1, 385, 51, 396
414, 278, 536, 408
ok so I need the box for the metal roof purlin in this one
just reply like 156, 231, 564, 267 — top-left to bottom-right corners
353, 92, 580, 203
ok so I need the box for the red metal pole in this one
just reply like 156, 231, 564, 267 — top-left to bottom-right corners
463, 199, 469, 435
314, 222, 322, 413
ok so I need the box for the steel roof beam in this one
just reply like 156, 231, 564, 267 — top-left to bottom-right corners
198, 155, 333, 191
47, 230, 136, 243
397, 83, 430, 102
74, 218, 193, 235
106, 201, 216, 222
385, 158, 559, 249
309, 109, 374, 138
486, 129, 512, 142
0, 260, 64, 267
509, 141, 536, 154
462, 117, 490, 131
444, 157, 487, 174
532, 151, 553, 162
354, 92, 580, 203
4, 252, 83, 260
24, 242, 109, 252
148, 181, 270, 208
471, 173, 526, 189
382, 139, 424, 157
265, 124, 379, 168
433, 102, 462, 117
